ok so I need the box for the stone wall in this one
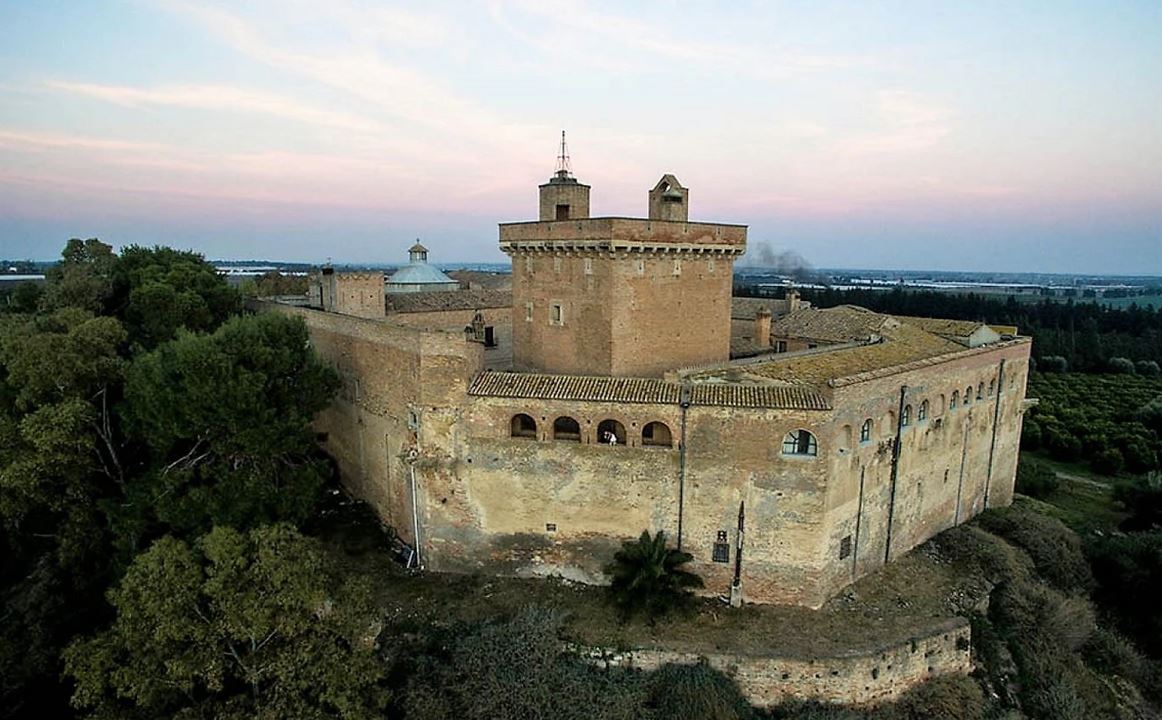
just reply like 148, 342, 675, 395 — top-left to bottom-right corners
817, 341, 1031, 600
594, 618, 971, 707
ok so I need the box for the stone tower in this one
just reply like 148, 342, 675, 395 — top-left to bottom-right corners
501, 142, 747, 378
538, 131, 590, 221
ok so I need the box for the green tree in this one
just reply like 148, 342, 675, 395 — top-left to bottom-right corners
606, 530, 704, 619
116, 312, 339, 550
1014, 455, 1059, 498
111, 245, 240, 349
64, 524, 389, 720
40, 238, 117, 314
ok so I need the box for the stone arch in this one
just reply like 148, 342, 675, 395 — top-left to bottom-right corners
597, 419, 626, 445
860, 418, 873, 443
510, 413, 537, 439
642, 421, 673, 448
552, 416, 581, 442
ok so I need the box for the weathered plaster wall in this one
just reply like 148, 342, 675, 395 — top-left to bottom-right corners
817, 341, 1031, 600
594, 618, 971, 707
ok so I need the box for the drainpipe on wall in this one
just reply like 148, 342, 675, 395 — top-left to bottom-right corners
406, 450, 424, 570
884, 384, 908, 565
983, 359, 1007, 508
677, 384, 692, 551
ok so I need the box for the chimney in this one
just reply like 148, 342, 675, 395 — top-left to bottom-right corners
754, 308, 772, 347
786, 289, 801, 313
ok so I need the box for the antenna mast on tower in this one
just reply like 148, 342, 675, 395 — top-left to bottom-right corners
554, 130, 572, 178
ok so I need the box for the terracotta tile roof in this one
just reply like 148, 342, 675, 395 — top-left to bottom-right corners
731, 297, 786, 320
469, 371, 830, 410
894, 316, 986, 338
386, 289, 510, 314
470, 372, 680, 404
741, 323, 963, 386
770, 305, 893, 343
688, 383, 831, 410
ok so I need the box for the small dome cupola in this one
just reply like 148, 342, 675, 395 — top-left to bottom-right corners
408, 240, 429, 264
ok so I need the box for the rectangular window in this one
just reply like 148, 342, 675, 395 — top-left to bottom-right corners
775, 340, 787, 353
673, 259, 681, 276
839, 535, 852, 560
637, 259, 645, 276
712, 531, 730, 563
525, 301, 533, 322
707, 258, 716, 273
555, 204, 570, 220
550, 303, 564, 326
584, 258, 593, 275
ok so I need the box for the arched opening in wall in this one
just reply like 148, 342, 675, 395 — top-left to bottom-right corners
988, 379, 996, 396
552, 416, 581, 442
598, 419, 627, 445
964, 387, 973, 405
782, 429, 818, 456
840, 424, 853, 452
510, 413, 537, 439
902, 404, 913, 427
951, 390, 959, 410
918, 400, 929, 423
642, 421, 673, 447
937, 394, 946, 416
860, 419, 873, 444
976, 383, 984, 400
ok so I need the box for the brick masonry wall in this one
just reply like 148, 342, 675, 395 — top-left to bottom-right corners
591, 617, 972, 707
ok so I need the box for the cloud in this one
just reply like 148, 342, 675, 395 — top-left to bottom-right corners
834, 91, 952, 155
47, 81, 386, 133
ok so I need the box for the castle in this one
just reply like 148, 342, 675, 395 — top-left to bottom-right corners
266, 151, 1032, 609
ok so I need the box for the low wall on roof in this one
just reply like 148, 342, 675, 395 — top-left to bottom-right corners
587, 617, 971, 708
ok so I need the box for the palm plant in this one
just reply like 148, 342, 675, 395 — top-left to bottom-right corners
606, 530, 703, 619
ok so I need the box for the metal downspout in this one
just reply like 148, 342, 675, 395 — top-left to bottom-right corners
677, 384, 691, 550
408, 458, 423, 569
983, 359, 1007, 509
884, 384, 908, 565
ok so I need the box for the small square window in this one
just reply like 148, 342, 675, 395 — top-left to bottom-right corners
546, 523, 557, 532
525, 301, 533, 322
839, 535, 852, 560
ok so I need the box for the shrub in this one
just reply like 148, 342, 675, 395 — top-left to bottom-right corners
1082, 627, 1147, 682
1107, 357, 1136, 374
606, 530, 703, 620
976, 506, 1094, 593
1135, 360, 1160, 377
1089, 447, 1124, 476
1039, 355, 1069, 373
880, 675, 985, 720
646, 661, 756, 720
1113, 472, 1162, 531
1087, 530, 1162, 657
1015, 455, 1059, 498
1020, 420, 1043, 451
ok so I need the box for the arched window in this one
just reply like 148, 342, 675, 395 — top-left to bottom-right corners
840, 424, 853, 451
964, 387, 973, 405
510, 413, 537, 439
918, 400, 929, 422
552, 416, 581, 442
860, 419, 872, 443
782, 429, 817, 456
642, 421, 673, 447
976, 383, 984, 400
937, 394, 946, 415
902, 404, 912, 427
597, 419, 626, 445
950, 390, 959, 409
988, 379, 995, 396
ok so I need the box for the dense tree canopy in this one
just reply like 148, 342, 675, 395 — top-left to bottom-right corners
65, 525, 389, 720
